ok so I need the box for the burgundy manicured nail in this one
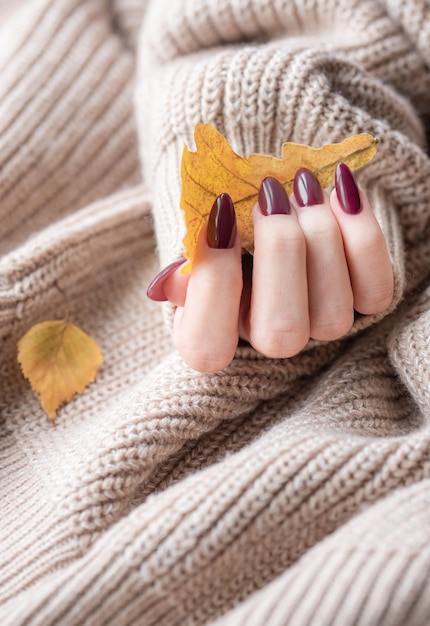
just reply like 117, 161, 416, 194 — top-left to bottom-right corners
335, 163, 362, 214
207, 193, 237, 249
258, 176, 290, 215
146, 257, 186, 301
294, 168, 324, 207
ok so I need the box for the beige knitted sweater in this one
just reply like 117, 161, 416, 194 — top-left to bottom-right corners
1, 0, 430, 624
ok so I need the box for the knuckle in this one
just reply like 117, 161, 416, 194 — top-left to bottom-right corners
353, 229, 386, 255
310, 308, 354, 341
251, 320, 309, 358
355, 278, 394, 315
193, 266, 242, 293
178, 346, 232, 373
258, 219, 305, 253
305, 219, 339, 242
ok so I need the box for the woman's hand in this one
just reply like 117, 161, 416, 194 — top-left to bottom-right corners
147, 164, 394, 373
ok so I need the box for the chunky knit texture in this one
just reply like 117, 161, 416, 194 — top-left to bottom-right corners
1, 1, 430, 624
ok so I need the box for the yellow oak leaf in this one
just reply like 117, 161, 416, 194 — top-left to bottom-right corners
17, 320, 103, 419
180, 124, 377, 272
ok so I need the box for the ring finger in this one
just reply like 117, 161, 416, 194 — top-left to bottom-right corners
293, 168, 354, 340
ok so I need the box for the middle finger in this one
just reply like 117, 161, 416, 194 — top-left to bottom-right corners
243, 177, 309, 358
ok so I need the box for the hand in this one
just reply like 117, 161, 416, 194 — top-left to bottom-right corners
147, 164, 394, 373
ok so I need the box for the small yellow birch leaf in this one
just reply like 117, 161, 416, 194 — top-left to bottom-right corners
17, 320, 103, 419
180, 124, 378, 271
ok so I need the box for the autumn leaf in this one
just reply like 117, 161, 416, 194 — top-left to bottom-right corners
17, 320, 103, 419
180, 124, 377, 271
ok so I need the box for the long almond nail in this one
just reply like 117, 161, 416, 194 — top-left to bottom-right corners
294, 168, 324, 207
258, 177, 290, 215
146, 257, 186, 301
335, 163, 362, 214
207, 193, 237, 249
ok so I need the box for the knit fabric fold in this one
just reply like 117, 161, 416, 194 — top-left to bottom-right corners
1, 1, 430, 625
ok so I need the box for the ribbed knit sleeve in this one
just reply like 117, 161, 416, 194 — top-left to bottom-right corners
135, 0, 430, 332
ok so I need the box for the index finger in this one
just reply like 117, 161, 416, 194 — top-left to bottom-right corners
174, 194, 242, 373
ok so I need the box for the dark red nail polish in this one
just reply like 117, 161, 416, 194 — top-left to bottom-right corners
335, 163, 362, 214
258, 177, 290, 215
294, 168, 324, 207
207, 193, 237, 249
146, 257, 186, 301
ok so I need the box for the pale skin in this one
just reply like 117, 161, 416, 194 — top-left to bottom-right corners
157, 180, 394, 373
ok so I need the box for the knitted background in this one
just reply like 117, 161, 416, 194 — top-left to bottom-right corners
0, 1, 429, 625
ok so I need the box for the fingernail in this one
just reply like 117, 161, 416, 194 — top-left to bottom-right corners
207, 193, 237, 249
335, 163, 362, 214
146, 257, 186, 301
258, 177, 290, 215
294, 168, 324, 207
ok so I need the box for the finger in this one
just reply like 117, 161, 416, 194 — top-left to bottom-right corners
175, 193, 242, 373
147, 257, 189, 306
330, 163, 394, 315
162, 265, 190, 307
293, 168, 354, 340
242, 177, 309, 358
